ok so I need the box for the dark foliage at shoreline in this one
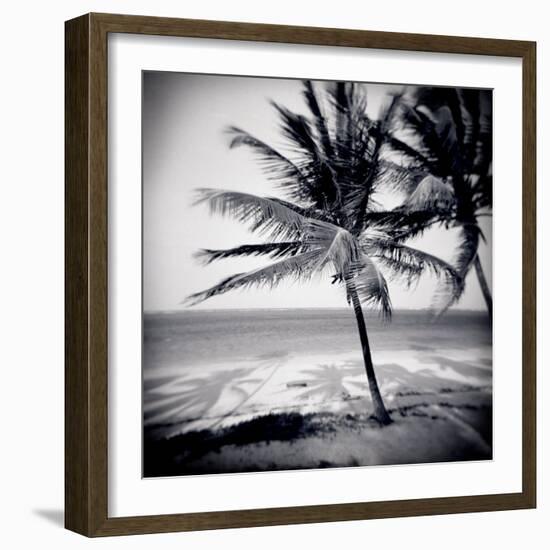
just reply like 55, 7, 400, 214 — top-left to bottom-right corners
143, 404, 492, 477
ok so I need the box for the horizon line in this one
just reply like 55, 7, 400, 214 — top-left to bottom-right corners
144, 306, 487, 314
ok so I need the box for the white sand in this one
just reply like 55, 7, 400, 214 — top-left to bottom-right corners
144, 347, 492, 437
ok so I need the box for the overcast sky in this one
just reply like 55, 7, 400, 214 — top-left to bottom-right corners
143, 71, 492, 312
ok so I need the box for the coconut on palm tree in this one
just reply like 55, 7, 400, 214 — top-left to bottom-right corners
379, 87, 493, 317
186, 81, 461, 425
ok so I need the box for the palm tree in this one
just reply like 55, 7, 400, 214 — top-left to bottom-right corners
185, 81, 461, 425
378, 87, 493, 317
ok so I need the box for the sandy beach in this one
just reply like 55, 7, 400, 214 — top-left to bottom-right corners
143, 309, 492, 476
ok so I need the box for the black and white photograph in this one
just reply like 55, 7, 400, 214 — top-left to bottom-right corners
142, 72, 493, 477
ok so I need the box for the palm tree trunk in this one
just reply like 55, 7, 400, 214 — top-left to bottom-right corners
347, 283, 392, 425
473, 254, 492, 319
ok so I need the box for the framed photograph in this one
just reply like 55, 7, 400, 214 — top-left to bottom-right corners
65, 13, 536, 536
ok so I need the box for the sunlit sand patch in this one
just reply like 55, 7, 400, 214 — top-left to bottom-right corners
144, 345, 491, 438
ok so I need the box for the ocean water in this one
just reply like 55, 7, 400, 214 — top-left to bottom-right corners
144, 308, 491, 368
143, 309, 492, 440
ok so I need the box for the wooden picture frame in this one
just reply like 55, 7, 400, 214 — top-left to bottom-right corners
65, 12, 536, 537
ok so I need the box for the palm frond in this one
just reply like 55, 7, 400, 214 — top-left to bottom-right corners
453, 223, 480, 277
185, 249, 325, 305
226, 126, 307, 200
331, 82, 353, 158
267, 98, 342, 210
312, 227, 362, 273
383, 134, 435, 172
471, 173, 493, 211
456, 88, 492, 177
194, 188, 315, 240
403, 174, 455, 212
377, 200, 472, 246
432, 105, 459, 157
346, 256, 392, 320
400, 88, 476, 179
364, 236, 461, 289
427, 224, 480, 316
194, 241, 306, 264
379, 92, 404, 134
375, 160, 421, 194
227, 126, 300, 172
302, 80, 334, 158
363, 173, 455, 240
370, 210, 451, 242
346, 93, 404, 231
327, 82, 370, 163
270, 101, 318, 153
268, 197, 339, 225
194, 188, 347, 257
